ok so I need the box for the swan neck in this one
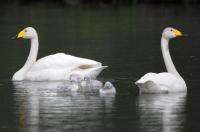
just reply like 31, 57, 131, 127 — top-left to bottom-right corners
13, 36, 39, 80
27, 36, 39, 66
161, 37, 181, 78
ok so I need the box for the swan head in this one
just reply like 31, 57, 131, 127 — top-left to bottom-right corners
15, 27, 37, 39
162, 27, 183, 40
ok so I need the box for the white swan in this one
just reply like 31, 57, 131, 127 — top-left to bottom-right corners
135, 27, 187, 93
12, 27, 108, 81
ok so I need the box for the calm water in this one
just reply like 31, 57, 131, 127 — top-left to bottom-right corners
0, 4, 200, 132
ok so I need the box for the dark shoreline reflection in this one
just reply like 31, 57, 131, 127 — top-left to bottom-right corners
13, 81, 116, 132
137, 93, 186, 132
2, 0, 200, 6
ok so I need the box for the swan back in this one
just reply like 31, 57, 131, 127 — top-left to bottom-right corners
30, 53, 102, 72
24, 53, 107, 81
135, 73, 187, 93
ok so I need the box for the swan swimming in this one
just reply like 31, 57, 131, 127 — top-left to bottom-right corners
12, 27, 108, 81
99, 81, 116, 95
135, 27, 187, 94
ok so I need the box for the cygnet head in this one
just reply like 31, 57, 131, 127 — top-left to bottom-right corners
103, 82, 113, 90
15, 27, 37, 39
162, 27, 183, 40
99, 81, 116, 95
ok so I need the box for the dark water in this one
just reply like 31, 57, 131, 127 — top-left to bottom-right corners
0, 4, 200, 132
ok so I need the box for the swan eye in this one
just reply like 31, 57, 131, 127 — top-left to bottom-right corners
24, 30, 27, 32
170, 29, 173, 32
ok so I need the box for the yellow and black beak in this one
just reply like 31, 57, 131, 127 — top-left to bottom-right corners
173, 29, 182, 37
11, 30, 25, 39
172, 28, 188, 37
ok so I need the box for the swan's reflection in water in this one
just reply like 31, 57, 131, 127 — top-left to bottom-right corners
137, 93, 186, 132
13, 81, 116, 132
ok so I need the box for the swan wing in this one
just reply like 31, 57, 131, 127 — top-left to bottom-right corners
137, 80, 168, 94
135, 73, 168, 93
24, 53, 106, 81
30, 53, 102, 72
135, 72, 185, 93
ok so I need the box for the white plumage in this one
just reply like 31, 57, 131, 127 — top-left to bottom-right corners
135, 72, 186, 93
25, 53, 106, 81
12, 27, 107, 81
135, 27, 187, 93
99, 81, 116, 95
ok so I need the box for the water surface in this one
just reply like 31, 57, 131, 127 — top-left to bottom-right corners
0, 4, 200, 132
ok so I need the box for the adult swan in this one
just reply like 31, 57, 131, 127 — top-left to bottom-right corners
135, 27, 187, 93
12, 27, 107, 81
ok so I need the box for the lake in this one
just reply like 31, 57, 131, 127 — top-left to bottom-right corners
0, 3, 200, 132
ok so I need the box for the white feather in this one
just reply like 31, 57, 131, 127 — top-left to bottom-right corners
12, 27, 107, 81
135, 72, 187, 93
135, 27, 187, 94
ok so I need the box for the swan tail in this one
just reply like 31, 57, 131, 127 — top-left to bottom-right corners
69, 66, 108, 79
135, 80, 168, 94
85, 66, 108, 79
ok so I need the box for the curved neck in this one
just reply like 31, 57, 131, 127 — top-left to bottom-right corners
14, 36, 39, 79
25, 36, 39, 68
161, 37, 181, 78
